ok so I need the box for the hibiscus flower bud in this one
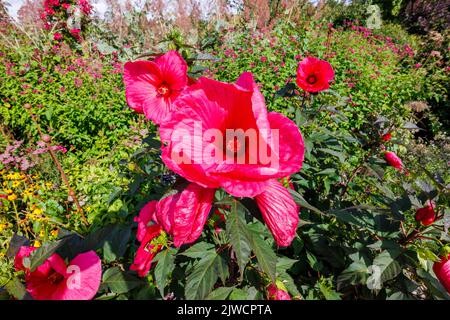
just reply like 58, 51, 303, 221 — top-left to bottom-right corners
24, 103, 32, 109
267, 283, 291, 300
384, 151, 403, 170
433, 254, 450, 294
415, 202, 436, 226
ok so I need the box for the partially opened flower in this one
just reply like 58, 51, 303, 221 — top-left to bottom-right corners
15, 247, 102, 300
130, 224, 164, 277
296, 57, 334, 93
433, 254, 450, 294
267, 283, 291, 300
123, 50, 188, 124
154, 183, 216, 247
415, 201, 436, 226
384, 151, 403, 170
160, 72, 304, 198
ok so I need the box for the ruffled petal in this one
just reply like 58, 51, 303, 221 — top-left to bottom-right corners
155, 50, 188, 91
135, 200, 158, 242
123, 60, 161, 113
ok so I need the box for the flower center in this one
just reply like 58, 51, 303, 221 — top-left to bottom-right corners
306, 75, 317, 84
157, 84, 171, 98
48, 270, 65, 284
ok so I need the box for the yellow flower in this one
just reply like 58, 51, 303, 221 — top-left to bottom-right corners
39, 229, 45, 238
0, 223, 7, 232
33, 208, 44, 216
45, 182, 53, 188
51, 229, 58, 237
12, 181, 20, 188
33, 240, 41, 248
4, 189, 12, 194
7, 194, 17, 201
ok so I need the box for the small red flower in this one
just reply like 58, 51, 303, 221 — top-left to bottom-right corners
381, 133, 392, 142
433, 254, 450, 294
296, 57, 334, 93
415, 202, 436, 226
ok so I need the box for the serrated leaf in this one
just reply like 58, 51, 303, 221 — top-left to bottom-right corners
248, 229, 277, 283
185, 252, 220, 300
226, 205, 252, 281
102, 267, 142, 294
180, 242, 215, 258
25, 239, 65, 271
154, 248, 176, 297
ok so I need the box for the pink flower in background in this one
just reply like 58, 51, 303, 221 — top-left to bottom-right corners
267, 283, 291, 300
123, 50, 188, 124
53, 33, 63, 41
160, 72, 304, 199
15, 247, 102, 300
433, 254, 450, 294
384, 151, 403, 170
415, 201, 436, 226
296, 57, 334, 93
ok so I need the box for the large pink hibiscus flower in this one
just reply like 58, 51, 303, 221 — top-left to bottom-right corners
159, 72, 304, 246
15, 247, 102, 300
123, 50, 188, 124
160, 72, 304, 198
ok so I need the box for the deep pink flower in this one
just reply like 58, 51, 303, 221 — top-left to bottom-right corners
160, 72, 304, 199
15, 247, 101, 300
267, 283, 291, 300
130, 224, 163, 277
384, 151, 403, 170
255, 179, 299, 246
433, 254, 450, 294
53, 33, 63, 41
415, 202, 436, 226
296, 57, 334, 93
154, 183, 216, 247
123, 51, 188, 124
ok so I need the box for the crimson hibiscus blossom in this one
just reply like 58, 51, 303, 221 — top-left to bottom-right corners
296, 57, 334, 93
15, 247, 102, 300
159, 72, 304, 246
123, 50, 188, 124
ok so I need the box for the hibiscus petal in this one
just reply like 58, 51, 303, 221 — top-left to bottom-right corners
155, 50, 188, 91
171, 184, 215, 247
135, 200, 158, 242
123, 60, 161, 114
53, 251, 102, 300
255, 180, 299, 247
